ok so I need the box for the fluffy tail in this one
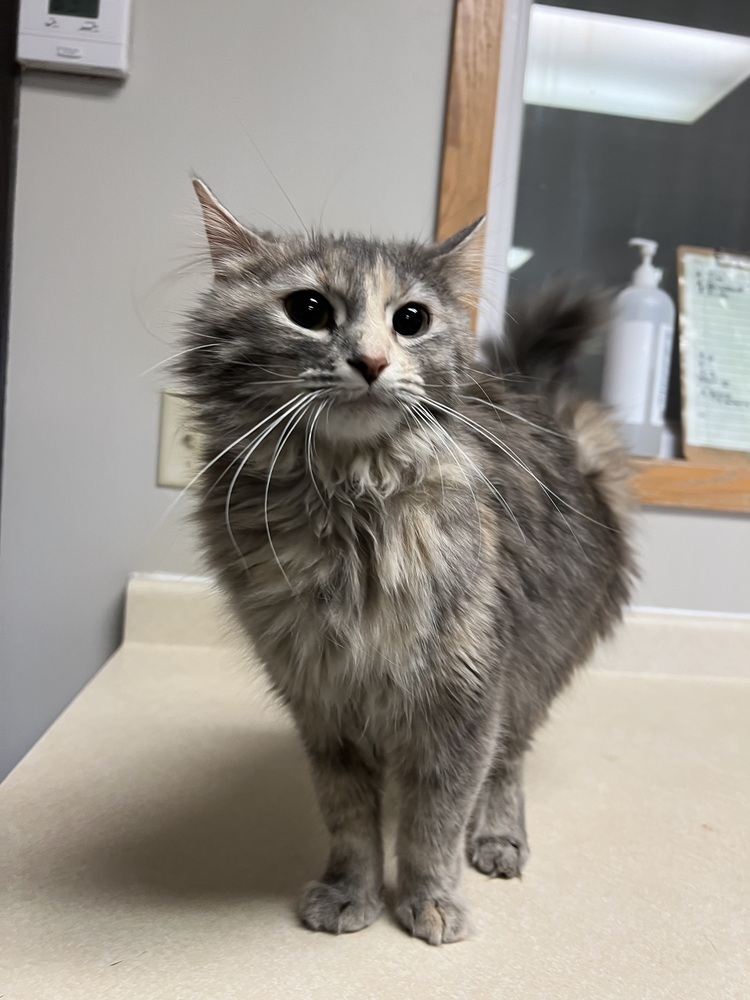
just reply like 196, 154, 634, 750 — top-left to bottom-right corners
485, 284, 611, 392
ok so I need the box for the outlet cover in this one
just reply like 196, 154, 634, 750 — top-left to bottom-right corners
157, 391, 204, 489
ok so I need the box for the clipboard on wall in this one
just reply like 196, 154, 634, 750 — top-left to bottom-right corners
677, 246, 750, 466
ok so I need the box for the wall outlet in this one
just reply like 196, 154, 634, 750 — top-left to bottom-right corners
157, 392, 205, 489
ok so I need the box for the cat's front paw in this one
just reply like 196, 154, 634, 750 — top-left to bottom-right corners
395, 892, 471, 945
299, 880, 383, 935
470, 833, 529, 878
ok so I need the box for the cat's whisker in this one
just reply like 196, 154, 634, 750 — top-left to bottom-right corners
197, 398, 320, 522
466, 365, 544, 385
437, 434, 524, 541
237, 119, 310, 237
409, 375, 521, 391
306, 400, 330, 509
157, 394, 309, 532
203, 402, 311, 500
224, 391, 324, 579
315, 400, 338, 500
412, 404, 481, 517
262, 400, 318, 591
426, 397, 563, 499
228, 366, 309, 382
203, 442, 256, 501
401, 402, 446, 507
241, 378, 309, 387
422, 398, 600, 550
166, 392, 312, 522
227, 361, 308, 379
411, 404, 486, 584
174, 329, 224, 343
139, 342, 221, 378
460, 392, 571, 441
414, 403, 525, 544
316, 149, 363, 233
170, 393, 318, 518
462, 371, 507, 422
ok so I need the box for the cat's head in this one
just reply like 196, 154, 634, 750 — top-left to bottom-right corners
180, 180, 484, 448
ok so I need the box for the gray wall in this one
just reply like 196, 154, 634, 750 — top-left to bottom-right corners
0, 0, 456, 778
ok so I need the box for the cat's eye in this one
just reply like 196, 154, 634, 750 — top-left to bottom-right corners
392, 303, 430, 337
284, 290, 333, 331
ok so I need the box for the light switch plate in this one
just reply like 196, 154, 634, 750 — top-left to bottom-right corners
157, 391, 204, 490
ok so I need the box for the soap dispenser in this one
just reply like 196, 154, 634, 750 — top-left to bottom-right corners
601, 238, 676, 457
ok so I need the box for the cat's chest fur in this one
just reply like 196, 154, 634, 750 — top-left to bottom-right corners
203, 450, 491, 717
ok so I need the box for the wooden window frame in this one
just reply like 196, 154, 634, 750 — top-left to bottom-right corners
436, 0, 750, 514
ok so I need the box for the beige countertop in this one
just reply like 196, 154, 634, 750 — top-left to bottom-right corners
1, 578, 749, 999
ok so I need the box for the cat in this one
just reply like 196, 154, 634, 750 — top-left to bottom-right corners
175, 179, 636, 945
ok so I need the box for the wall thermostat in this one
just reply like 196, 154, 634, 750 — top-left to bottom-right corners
18, 0, 133, 79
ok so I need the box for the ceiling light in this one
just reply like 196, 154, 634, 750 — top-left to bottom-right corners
524, 5, 750, 124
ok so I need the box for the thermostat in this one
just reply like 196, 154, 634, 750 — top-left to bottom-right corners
18, 0, 133, 79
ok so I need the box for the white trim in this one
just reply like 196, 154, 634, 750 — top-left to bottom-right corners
630, 604, 750, 623
477, 0, 533, 352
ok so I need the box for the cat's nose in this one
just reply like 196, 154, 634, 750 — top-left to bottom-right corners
347, 354, 390, 385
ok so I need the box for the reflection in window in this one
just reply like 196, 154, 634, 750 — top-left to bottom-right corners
510, 1, 750, 441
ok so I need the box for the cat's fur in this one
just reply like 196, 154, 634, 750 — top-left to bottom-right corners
175, 180, 636, 945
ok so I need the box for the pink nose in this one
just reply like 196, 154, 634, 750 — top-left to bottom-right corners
347, 354, 390, 385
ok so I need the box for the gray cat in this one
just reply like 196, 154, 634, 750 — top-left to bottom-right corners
175, 180, 636, 945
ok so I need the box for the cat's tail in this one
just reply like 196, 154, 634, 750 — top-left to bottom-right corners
484, 284, 611, 393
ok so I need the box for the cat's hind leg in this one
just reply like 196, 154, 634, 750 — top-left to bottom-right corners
468, 753, 529, 879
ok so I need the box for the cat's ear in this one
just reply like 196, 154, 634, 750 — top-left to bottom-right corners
433, 217, 486, 298
192, 178, 267, 273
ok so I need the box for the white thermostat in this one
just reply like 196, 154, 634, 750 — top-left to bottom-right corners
18, 0, 133, 79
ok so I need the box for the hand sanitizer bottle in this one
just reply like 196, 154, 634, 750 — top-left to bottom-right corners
601, 239, 676, 457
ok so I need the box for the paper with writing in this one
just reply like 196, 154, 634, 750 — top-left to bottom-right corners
680, 250, 750, 453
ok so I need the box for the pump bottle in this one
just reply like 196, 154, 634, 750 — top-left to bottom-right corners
601, 239, 676, 457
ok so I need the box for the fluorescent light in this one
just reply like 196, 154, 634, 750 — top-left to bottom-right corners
524, 5, 750, 124
508, 246, 534, 272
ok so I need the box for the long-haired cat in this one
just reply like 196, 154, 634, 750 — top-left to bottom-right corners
175, 179, 635, 945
